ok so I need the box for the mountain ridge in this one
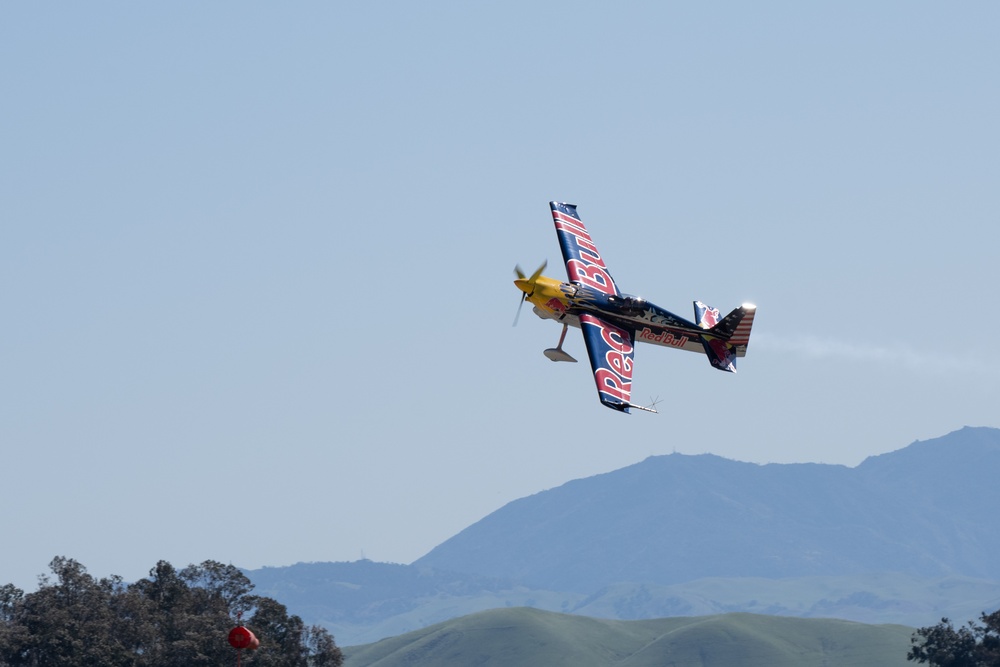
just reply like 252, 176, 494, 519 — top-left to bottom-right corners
245, 427, 1000, 645
414, 426, 1000, 590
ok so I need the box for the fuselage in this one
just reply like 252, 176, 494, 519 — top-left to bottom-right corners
514, 275, 714, 354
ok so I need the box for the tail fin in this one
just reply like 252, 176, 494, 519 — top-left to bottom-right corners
695, 302, 757, 372
693, 301, 721, 329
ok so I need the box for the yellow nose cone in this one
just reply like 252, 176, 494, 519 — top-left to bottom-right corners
514, 279, 531, 294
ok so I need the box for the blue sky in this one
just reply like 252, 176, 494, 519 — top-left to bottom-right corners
2, 2, 998, 591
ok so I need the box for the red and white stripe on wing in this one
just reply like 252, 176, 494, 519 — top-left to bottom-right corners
550, 202, 619, 296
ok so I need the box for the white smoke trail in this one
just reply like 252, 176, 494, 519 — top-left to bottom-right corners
752, 332, 991, 376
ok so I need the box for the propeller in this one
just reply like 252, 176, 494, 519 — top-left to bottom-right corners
512, 260, 547, 326
513, 291, 527, 327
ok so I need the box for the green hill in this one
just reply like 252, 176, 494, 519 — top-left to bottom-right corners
342, 607, 914, 666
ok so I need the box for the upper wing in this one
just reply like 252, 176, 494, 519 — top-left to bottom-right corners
550, 202, 620, 296
579, 313, 636, 413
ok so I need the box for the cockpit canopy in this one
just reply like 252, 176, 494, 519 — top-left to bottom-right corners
610, 294, 646, 316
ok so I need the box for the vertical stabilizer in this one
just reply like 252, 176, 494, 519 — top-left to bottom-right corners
693, 301, 721, 329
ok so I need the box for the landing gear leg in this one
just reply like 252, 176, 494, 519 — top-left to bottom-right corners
543, 324, 577, 363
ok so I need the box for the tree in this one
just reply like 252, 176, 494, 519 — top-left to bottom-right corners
244, 596, 308, 667
0, 557, 343, 667
303, 625, 344, 667
242, 596, 344, 667
909, 611, 1000, 666
0, 557, 135, 667
130, 560, 237, 667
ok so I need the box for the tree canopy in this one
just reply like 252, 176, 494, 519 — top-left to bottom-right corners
908, 611, 1000, 666
0, 557, 343, 667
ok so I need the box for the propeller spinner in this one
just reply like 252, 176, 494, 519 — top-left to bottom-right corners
512, 260, 547, 326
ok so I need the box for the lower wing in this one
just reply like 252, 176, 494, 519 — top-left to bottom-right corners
579, 313, 653, 413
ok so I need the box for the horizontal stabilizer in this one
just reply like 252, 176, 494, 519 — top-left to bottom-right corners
700, 335, 738, 372
701, 303, 757, 371
710, 304, 756, 352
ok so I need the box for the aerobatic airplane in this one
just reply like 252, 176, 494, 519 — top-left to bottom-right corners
514, 202, 756, 414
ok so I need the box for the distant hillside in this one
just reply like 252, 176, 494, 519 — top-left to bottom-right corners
247, 563, 1000, 646
246, 427, 1000, 646
342, 607, 914, 667
414, 427, 1000, 592
246, 560, 579, 645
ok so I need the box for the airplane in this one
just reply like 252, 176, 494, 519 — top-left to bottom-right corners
514, 201, 756, 414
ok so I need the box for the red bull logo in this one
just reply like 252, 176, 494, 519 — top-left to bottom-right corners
582, 314, 633, 402
544, 297, 567, 313
705, 338, 737, 372
695, 301, 721, 329
638, 327, 689, 348
553, 210, 617, 295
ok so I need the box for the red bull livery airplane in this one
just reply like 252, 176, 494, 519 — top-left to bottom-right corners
514, 202, 756, 414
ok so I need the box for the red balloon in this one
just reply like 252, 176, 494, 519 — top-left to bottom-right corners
228, 626, 258, 650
